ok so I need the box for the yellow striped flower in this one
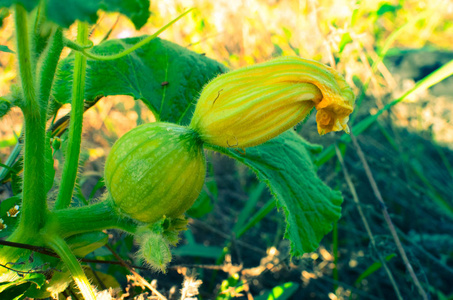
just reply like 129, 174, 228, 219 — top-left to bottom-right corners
190, 56, 355, 148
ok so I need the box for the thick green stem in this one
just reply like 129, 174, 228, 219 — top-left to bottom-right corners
14, 4, 47, 233
15, 5, 37, 114
37, 27, 64, 119
43, 234, 96, 300
49, 200, 138, 237
54, 22, 88, 210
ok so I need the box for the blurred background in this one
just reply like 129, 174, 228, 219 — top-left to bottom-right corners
1, 0, 453, 299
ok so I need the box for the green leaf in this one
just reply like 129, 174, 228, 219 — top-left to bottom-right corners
67, 231, 109, 257
0, 153, 23, 195
187, 177, 216, 218
0, 273, 46, 300
0, 195, 21, 238
88, 176, 105, 201
0, 97, 12, 117
338, 32, 352, 53
0, 45, 14, 53
377, 3, 401, 16
233, 182, 268, 235
255, 282, 300, 300
0, 195, 21, 215
355, 253, 396, 285
186, 188, 214, 218
53, 37, 227, 124
0, 0, 36, 11
0, 7, 9, 27
217, 274, 243, 299
47, 0, 151, 29
0, 0, 150, 29
234, 198, 276, 238
0, 162, 13, 171
214, 131, 343, 256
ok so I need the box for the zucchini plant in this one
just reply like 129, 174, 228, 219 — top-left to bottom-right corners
0, 1, 354, 299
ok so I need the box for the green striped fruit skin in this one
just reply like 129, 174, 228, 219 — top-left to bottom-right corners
104, 122, 206, 224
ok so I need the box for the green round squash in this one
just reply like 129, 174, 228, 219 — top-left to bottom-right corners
104, 122, 206, 223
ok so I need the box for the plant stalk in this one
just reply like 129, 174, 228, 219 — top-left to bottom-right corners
49, 200, 137, 237
44, 234, 96, 300
349, 134, 429, 300
78, 9, 193, 61
54, 22, 88, 209
335, 145, 403, 300
37, 27, 64, 119
14, 4, 47, 233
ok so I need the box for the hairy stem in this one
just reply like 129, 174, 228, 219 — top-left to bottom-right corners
65, 9, 193, 61
30, 0, 48, 67
48, 200, 137, 237
37, 27, 64, 119
15, 5, 37, 113
54, 22, 88, 209
14, 4, 47, 233
44, 234, 96, 300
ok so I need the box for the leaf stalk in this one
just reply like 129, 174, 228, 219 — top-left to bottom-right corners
54, 22, 89, 210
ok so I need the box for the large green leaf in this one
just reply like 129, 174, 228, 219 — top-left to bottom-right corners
214, 130, 342, 256
0, 0, 150, 29
53, 37, 226, 124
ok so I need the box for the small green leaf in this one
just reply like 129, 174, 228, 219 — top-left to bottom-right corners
0, 282, 30, 300
217, 273, 243, 299
0, 273, 46, 299
0, 0, 150, 29
186, 189, 214, 218
67, 231, 109, 257
377, 3, 401, 16
0, 195, 20, 215
0, 45, 14, 53
0, 155, 22, 194
54, 37, 226, 124
88, 176, 105, 201
233, 182, 268, 235
187, 178, 216, 218
355, 253, 396, 284
0, 7, 9, 27
216, 131, 342, 256
0, 97, 12, 117
0, 195, 21, 238
235, 198, 276, 238
255, 282, 300, 300
0, 162, 13, 171
338, 32, 352, 53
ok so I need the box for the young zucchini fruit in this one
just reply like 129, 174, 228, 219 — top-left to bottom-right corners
104, 122, 206, 224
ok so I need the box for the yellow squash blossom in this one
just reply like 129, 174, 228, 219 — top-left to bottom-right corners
190, 56, 355, 148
